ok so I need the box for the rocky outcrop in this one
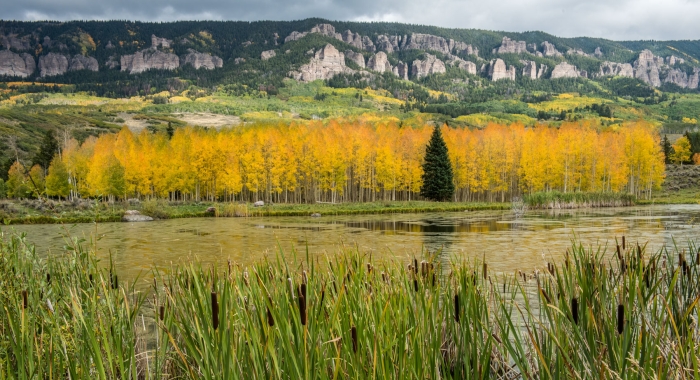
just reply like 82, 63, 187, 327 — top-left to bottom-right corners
567, 48, 590, 57
106, 56, 119, 69
392, 61, 409, 80
1, 34, 31, 51
341, 30, 375, 51
667, 55, 685, 66
663, 68, 700, 89
598, 62, 633, 78
411, 54, 446, 79
345, 50, 365, 68
537, 64, 548, 79
551, 62, 585, 79
594, 47, 603, 58
69, 55, 99, 72
38, 53, 69, 77
285, 31, 307, 43
367, 52, 392, 72
376, 35, 401, 53
106, 41, 115, 49
447, 55, 477, 74
234, 57, 246, 64
0, 50, 35, 77
633, 50, 664, 87
261, 50, 276, 60
181, 50, 223, 69
122, 210, 153, 222
404, 33, 461, 55
289, 44, 354, 82
541, 41, 562, 57
121, 49, 179, 74
151, 35, 172, 49
488, 58, 516, 81
453, 41, 478, 56
522, 60, 537, 79
493, 37, 527, 54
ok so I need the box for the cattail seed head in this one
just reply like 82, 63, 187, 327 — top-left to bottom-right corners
454, 294, 460, 323
413, 277, 418, 292
367, 263, 372, 274
302, 270, 308, 285
482, 263, 488, 280
211, 292, 219, 330
351, 325, 358, 353
300, 283, 307, 300
113, 275, 118, 290
622, 236, 626, 250
159, 305, 165, 321
381, 272, 388, 283
413, 258, 418, 274
21, 290, 27, 309
571, 298, 579, 325
288, 277, 295, 299
46, 273, 51, 285
298, 295, 306, 326
617, 304, 624, 334
267, 306, 274, 327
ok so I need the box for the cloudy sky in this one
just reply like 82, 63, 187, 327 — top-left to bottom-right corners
6, 0, 700, 41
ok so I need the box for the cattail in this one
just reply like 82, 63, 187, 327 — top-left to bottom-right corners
696, 249, 699, 266
413, 258, 418, 275
227, 259, 232, 276
454, 294, 460, 323
413, 277, 418, 292
571, 298, 579, 324
159, 305, 165, 321
298, 295, 306, 326
302, 270, 308, 285
622, 236, 626, 251
365, 282, 372, 294
432, 273, 436, 287
351, 325, 358, 353
381, 272, 388, 284
267, 306, 274, 327
211, 292, 219, 330
21, 290, 27, 309
89, 274, 93, 285
617, 304, 624, 334
503, 282, 506, 293
616, 245, 622, 261
540, 288, 551, 304
243, 270, 249, 286
320, 284, 325, 306
112, 275, 118, 290
288, 277, 295, 299
46, 273, 51, 285
482, 263, 488, 280
300, 283, 307, 300
367, 263, 372, 274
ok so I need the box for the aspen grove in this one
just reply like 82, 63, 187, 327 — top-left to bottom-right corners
51, 119, 665, 203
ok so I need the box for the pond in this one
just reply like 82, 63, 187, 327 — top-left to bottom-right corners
7, 205, 700, 281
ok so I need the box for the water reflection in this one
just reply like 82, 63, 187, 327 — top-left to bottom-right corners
7, 205, 700, 282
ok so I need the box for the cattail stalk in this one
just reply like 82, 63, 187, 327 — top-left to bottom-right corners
159, 305, 165, 321
21, 290, 27, 309
454, 294, 460, 323
298, 295, 306, 325
571, 298, 579, 324
482, 263, 488, 280
351, 325, 358, 353
211, 292, 219, 330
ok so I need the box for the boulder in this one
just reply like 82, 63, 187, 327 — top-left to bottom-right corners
261, 50, 276, 60
253, 201, 265, 207
311, 213, 321, 218
289, 44, 354, 82
541, 41, 562, 57
38, 53, 69, 77
488, 58, 516, 81
367, 52, 392, 72
598, 62, 633, 78
0, 50, 35, 77
121, 49, 179, 74
493, 37, 527, 54
122, 210, 154, 222
411, 54, 446, 79
345, 50, 365, 68
633, 50, 664, 87
205, 207, 216, 213
68, 55, 99, 72
551, 62, 583, 79
181, 50, 224, 69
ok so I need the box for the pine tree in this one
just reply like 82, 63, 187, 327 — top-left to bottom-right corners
166, 122, 174, 139
34, 130, 59, 171
420, 125, 454, 201
662, 135, 672, 164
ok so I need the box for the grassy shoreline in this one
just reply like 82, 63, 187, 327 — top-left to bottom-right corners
1, 231, 698, 378
1, 189, 697, 225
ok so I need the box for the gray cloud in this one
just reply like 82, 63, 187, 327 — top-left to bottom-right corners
4, 0, 700, 40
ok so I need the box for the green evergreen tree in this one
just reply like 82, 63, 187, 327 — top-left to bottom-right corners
662, 135, 673, 164
420, 125, 455, 201
33, 130, 59, 171
166, 121, 174, 139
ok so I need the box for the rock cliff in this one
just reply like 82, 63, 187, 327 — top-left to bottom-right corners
521, 60, 537, 79
121, 49, 179, 74
376, 35, 401, 53
289, 44, 354, 82
345, 50, 365, 68
541, 41, 562, 57
663, 68, 700, 89
151, 35, 172, 49
0, 50, 35, 77
598, 62, 633, 78
551, 62, 585, 79
411, 54, 446, 79
38, 53, 69, 77
341, 30, 375, 51
447, 55, 477, 75
488, 59, 516, 81
69, 55, 99, 72
537, 64, 548, 79
367, 52, 392, 72
1, 34, 31, 51
493, 37, 527, 54
181, 50, 223, 69
392, 61, 409, 80
285, 24, 375, 51
633, 50, 664, 87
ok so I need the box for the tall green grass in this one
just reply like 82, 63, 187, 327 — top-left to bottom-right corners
524, 191, 636, 209
1, 229, 698, 378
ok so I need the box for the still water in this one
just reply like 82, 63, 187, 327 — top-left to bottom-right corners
7, 205, 700, 280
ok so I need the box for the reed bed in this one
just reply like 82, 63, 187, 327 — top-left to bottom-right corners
1, 230, 699, 379
523, 191, 636, 209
